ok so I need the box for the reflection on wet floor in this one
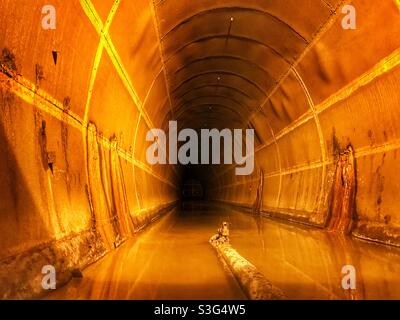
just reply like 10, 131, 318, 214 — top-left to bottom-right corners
227, 206, 400, 300
47, 202, 400, 300
46, 203, 246, 300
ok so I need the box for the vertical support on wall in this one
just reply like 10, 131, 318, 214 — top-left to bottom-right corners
252, 169, 265, 250
87, 124, 120, 250
81, 0, 121, 229
110, 138, 136, 236
293, 68, 328, 224
252, 170, 264, 226
132, 115, 143, 212
260, 119, 282, 209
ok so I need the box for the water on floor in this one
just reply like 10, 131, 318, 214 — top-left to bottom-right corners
46, 202, 400, 300
46, 202, 246, 300
226, 205, 400, 300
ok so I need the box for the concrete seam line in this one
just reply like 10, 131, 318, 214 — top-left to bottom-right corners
250, 0, 349, 119
213, 133, 400, 191
82, 0, 120, 230
292, 67, 327, 217
150, 0, 175, 119
0, 72, 176, 188
211, 242, 286, 300
249, 48, 400, 159
80, 0, 178, 176
132, 115, 143, 209
82, 0, 120, 127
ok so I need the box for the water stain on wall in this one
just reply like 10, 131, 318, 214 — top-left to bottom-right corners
327, 145, 356, 234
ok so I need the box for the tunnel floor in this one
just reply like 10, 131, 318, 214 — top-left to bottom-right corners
46, 203, 400, 300
45, 203, 246, 300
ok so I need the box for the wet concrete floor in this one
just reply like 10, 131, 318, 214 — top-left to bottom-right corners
46, 202, 400, 300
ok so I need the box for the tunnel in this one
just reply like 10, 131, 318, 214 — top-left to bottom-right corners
1, 0, 400, 300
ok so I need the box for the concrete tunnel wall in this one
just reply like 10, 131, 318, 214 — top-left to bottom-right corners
0, 0, 400, 299
0, 0, 179, 298
209, 0, 400, 245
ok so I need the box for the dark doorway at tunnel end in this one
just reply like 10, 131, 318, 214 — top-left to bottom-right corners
182, 179, 204, 200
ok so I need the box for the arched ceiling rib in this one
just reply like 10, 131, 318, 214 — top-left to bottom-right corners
175, 103, 245, 122
178, 84, 253, 101
175, 95, 250, 114
171, 71, 271, 98
161, 7, 309, 43
172, 74, 266, 101
165, 35, 293, 65
175, 55, 275, 81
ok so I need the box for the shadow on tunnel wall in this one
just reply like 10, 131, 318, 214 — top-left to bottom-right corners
0, 86, 108, 299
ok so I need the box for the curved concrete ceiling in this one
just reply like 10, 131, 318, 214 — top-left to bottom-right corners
156, 0, 341, 128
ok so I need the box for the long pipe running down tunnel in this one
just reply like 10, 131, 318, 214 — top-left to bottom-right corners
1, 0, 400, 300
